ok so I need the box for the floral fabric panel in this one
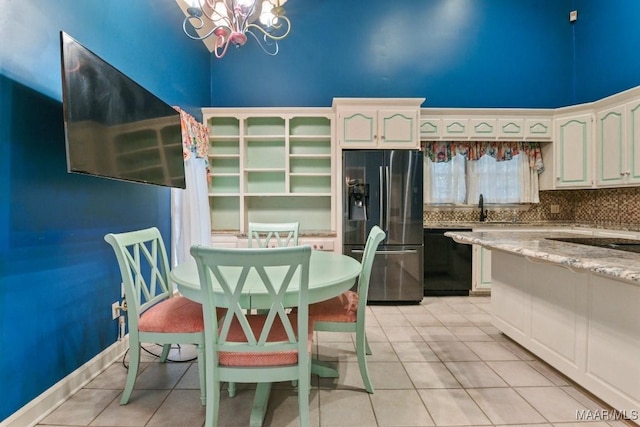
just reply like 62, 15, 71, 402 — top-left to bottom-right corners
424, 141, 544, 172
174, 107, 209, 161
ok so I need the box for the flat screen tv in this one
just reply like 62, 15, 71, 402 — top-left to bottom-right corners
60, 31, 186, 189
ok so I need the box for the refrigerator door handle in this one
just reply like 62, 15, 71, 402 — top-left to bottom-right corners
379, 166, 385, 228
351, 249, 419, 255
385, 166, 391, 231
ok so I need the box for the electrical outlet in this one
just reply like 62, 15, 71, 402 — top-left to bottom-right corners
111, 301, 120, 320
550, 204, 560, 214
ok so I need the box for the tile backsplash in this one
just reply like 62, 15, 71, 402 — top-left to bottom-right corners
424, 187, 640, 226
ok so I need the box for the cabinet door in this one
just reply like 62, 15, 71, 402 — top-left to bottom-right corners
420, 117, 441, 140
626, 99, 640, 184
524, 118, 552, 140
470, 118, 497, 139
338, 110, 377, 148
378, 109, 419, 148
554, 114, 593, 188
441, 117, 469, 140
472, 245, 492, 293
596, 105, 625, 187
497, 118, 524, 139
298, 237, 336, 252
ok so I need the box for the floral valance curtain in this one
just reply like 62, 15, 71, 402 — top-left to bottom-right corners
424, 141, 544, 173
174, 107, 209, 161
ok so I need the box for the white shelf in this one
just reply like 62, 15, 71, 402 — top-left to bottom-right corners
203, 108, 335, 234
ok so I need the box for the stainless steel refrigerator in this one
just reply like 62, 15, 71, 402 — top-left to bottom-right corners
343, 150, 424, 302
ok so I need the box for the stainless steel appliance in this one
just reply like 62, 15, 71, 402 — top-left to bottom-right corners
343, 150, 424, 302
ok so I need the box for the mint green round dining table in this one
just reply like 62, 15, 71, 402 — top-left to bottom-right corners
171, 250, 362, 309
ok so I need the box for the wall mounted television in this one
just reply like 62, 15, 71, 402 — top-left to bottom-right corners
60, 31, 186, 189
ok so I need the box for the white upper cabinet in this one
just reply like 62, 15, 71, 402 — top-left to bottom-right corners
595, 93, 640, 187
596, 104, 626, 186
627, 98, 640, 184
419, 109, 554, 141
553, 110, 594, 188
334, 98, 424, 149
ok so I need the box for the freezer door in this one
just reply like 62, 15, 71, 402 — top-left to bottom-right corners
343, 150, 383, 246
343, 150, 423, 246
345, 245, 424, 302
383, 150, 424, 246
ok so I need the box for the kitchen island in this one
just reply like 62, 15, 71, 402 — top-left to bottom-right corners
445, 230, 640, 423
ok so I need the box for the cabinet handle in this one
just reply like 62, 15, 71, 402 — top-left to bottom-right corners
621, 172, 626, 176
626, 171, 631, 175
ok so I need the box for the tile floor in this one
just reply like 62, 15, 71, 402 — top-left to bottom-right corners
36, 296, 631, 427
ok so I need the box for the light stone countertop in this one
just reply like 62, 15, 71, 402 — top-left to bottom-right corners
444, 230, 640, 285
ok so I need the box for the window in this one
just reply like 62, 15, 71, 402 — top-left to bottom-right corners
423, 142, 543, 206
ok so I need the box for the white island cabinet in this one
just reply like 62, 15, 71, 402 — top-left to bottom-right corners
446, 230, 640, 423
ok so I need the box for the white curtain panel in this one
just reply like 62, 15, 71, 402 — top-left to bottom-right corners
171, 156, 211, 266
467, 154, 538, 204
424, 153, 467, 204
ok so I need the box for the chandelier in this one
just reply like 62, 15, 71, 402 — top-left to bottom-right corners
182, 0, 291, 58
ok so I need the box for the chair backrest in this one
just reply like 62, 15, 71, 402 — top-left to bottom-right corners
247, 222, 300, 248
190, 245, 311, 365
356, 226, 386, 318
104, 227, 172, 331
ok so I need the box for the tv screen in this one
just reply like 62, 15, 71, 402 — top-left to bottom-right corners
60, 31, 186, 189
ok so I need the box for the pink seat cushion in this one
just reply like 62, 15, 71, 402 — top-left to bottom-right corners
308, 291, 359, 323
219, 314, 313, 367
138, 296, 205, 333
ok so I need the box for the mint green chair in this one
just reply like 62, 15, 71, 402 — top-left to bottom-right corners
309, 225, 385, 393
105, 227, 206, 405
248, 222, 299, 248
190, 245, 313, 427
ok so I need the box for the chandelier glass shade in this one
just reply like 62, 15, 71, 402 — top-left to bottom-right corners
183, 0, 291, 58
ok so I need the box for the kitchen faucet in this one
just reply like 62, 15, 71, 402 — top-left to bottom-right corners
479, 193, 488, 222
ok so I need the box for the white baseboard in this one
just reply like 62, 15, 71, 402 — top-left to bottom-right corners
1, 337, 129, 427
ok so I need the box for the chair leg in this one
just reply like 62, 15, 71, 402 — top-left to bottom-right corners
298, 366, 311, 426
356, 331, 374, 393
365, 334, 372, 356
204, 379, 221, 427
159, 343, 171, 362
121, 342, 140, 404
204, 348, 219, 427
197, 344, 206, 405
227, 381, 237, 398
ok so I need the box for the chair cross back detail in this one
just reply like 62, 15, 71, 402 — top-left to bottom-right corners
106, 228, 173, 322
212, 255, 301, 351
121, 236, 170, 311
248, 222, 300, 248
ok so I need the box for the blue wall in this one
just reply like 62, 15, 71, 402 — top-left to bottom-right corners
573, 0, 640, 103
0, 0, 210, 420
210, 0, 576, 108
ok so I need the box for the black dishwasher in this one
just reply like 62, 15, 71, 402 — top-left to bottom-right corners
423, 228, 473, 296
